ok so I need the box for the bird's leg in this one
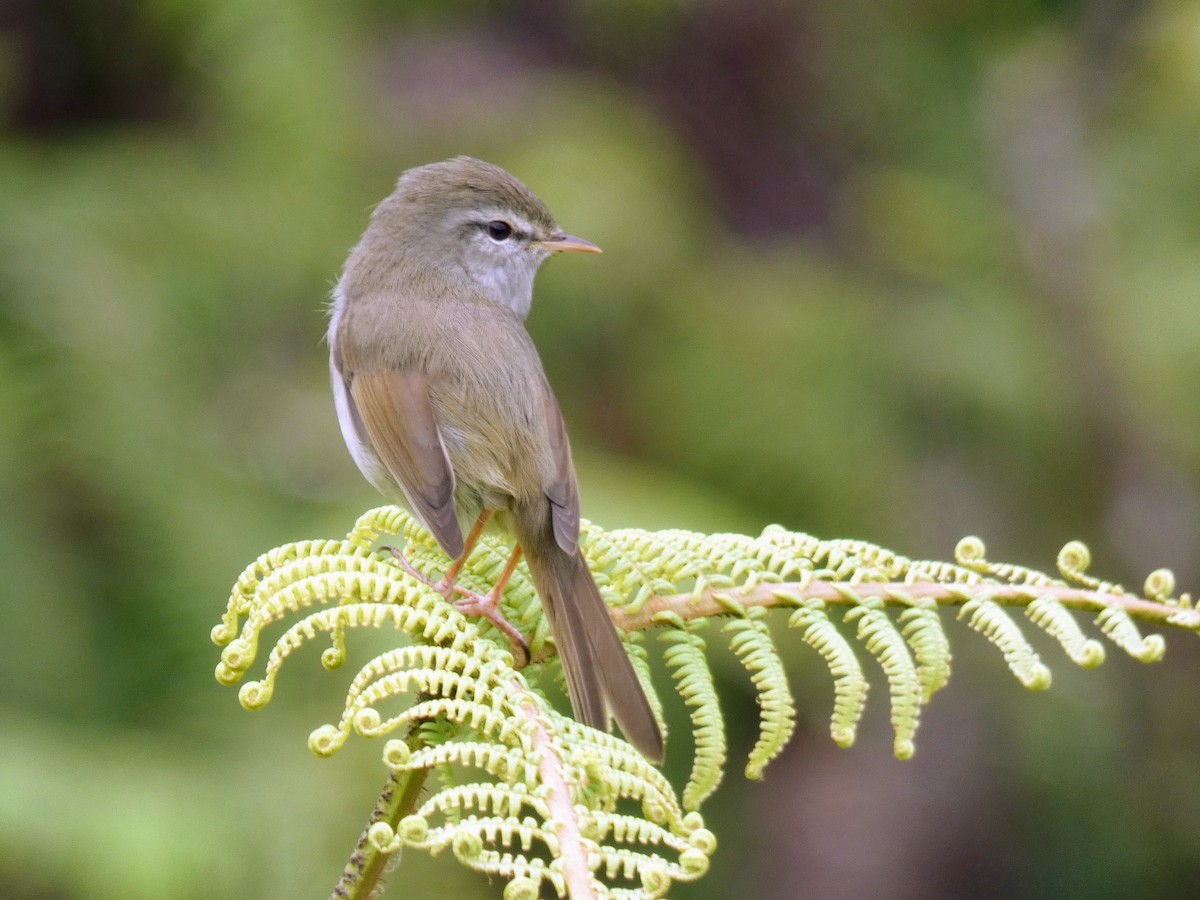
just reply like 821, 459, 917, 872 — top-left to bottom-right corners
389, 512, 530, 665
389, 510, 493, 599
433, 510, 493, 594
452, 545, 530, 666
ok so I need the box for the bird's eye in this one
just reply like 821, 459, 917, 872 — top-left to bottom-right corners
485, 220, 514, 241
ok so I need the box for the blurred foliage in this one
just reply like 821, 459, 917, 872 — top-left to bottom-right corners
1, 0, 1199, 897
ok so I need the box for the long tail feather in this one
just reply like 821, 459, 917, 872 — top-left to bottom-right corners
522, 539, 664, 762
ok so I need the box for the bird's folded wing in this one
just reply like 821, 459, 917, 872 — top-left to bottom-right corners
542, 388, 580, 555
349, 368, 464, 558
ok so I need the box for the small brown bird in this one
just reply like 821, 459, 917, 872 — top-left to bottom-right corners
327, 157, 664, 761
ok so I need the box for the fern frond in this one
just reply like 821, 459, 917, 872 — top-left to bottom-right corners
354, 649, 709, 897
842, 595, 921, 758
721, 609, 796, 779
659, 625, 726, 811
627, 637, 668, 743
956, 535, 1061, 587
786, 598, 867, 747
582, 526, 685, 611
215, 508, 1200, 898
1025, 594, 1105, 668
897, 598, 953, 701
959, 596, 1052, 689
1094, 605, 1166, 663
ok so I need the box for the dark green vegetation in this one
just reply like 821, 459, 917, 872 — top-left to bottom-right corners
3, 2, 1200, 897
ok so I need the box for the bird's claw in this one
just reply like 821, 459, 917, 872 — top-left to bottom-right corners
387, 544, 531, 667
386, 544, 458, 601
453, 589, 532, 668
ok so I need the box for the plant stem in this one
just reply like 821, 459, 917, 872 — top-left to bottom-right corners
611, 581, 1199, 632
329, 725, 431, 900
511, 680, 597, 900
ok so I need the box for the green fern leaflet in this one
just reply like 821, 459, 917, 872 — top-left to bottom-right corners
213, 507, 1200, 898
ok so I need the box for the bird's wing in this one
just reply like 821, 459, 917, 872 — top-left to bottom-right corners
542, 387, 581, 555
349, 367, 465, 558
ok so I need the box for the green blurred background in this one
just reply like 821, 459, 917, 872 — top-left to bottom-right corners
2, 0, 1200, 897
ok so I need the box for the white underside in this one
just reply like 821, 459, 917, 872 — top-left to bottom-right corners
327, 283, 408, 505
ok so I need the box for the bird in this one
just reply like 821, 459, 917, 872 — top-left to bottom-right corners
327, 156, 664, 762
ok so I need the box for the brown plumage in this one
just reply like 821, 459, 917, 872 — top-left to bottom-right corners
328, 157, 664, 761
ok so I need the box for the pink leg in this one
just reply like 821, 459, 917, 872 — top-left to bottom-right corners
435, 510, 493, 592
388, 514, 530, 666
452, 546, 530, 666
389, 510, 494, 600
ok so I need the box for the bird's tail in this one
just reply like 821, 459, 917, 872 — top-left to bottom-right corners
521, 537, 664, 762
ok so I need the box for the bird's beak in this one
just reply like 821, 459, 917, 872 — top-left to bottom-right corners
533, 232, 602, 254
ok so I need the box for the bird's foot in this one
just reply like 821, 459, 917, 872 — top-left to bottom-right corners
452, 587, 531, 668
386, 545, 531, 666
386, 545, 460, 602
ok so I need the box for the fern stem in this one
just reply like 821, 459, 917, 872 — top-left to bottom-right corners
616, 581, 1192, 632
510, 679, 598, 900
329, 722, 431, 900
